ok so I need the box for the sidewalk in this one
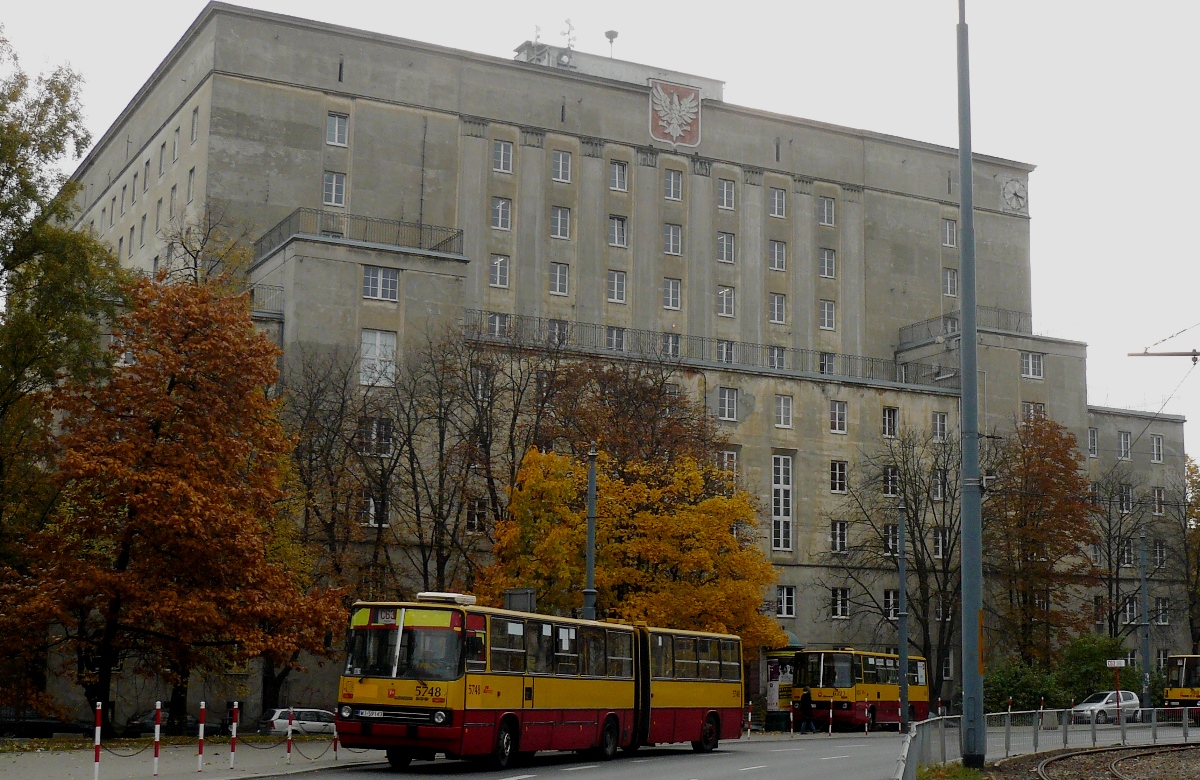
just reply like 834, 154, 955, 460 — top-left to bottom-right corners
0, 739, 386, 780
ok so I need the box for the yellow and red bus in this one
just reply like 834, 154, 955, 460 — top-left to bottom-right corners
1164, 654, 1200, 717
793, 648, 929, 729
335, 593, 744, 769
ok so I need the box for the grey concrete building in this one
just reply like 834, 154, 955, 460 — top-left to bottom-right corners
71, 2, 1189, 709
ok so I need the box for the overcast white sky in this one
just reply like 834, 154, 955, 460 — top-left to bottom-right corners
9, 1, 1200, 449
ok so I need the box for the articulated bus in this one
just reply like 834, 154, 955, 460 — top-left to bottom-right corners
1164, 654, 1200, 718
793, 648, 929, 729
335, 593, 744, 770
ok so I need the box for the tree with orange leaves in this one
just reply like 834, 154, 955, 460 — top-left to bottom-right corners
478, 448, 785, 652
36, 272, 344, 735
983, 414, 1098, 665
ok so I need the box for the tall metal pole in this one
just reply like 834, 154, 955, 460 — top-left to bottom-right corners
898, 496, 910, 732
1139, 529, 1151, 706
956, 0, 985, 768
582, 442, 598, 620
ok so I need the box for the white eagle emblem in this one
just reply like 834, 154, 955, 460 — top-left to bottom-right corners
648, 80, 701, 147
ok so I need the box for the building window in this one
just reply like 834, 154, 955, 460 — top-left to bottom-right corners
883, 465, 899, 497
717, 387, 738, 421
172, 127, 179, 161
142, 160, 149, 191
819, 300, 836, 330
1158, 649, 1170, 672
717, 178, 735, 210
363, 266, 399, 301
1156, 597, 1170, 625
831, 588, 850, 619
550, 262, 570, 296
169, 186, 176, 218
356, 417, 394, 456
819, 352, 835, 375
358, 488, 387, 527
934, 527, 949, 559
818, 196, 836, 226
491, 197, 512, 230
465, 498, 487, 534
550, 206, 571, 239
768, 346, 786, 370
120, 185, 127, 215
717, 232, 736, 263
932, 412, 948, 441
883, 407, 898, 439
1154, 538, 1166, 568
487, 312, 510, 337
933, 469, 947, 501
609, 160, 627, 191
186, 168, 195, 203
830, 460, 848, 493
883, 524, 899, 556
489, 254, 510, 288
1088, 428, 1098, 457
1021, 352, 1044, 379
663, 277, 681, 309
716, 340, 735, 364
769, 240, 787, 271
326, 112, 348, 145
360, 329, 397, 386
1093, 594, 1104, 624
661, 332, 680, 357
109, 197, 115, 225
155, 199, 162, 230
1118, 431, 1131, 460
607, 215, 628, 247
770, 187, 786, 218
664, 169, 682, 200
1147, 485, 1164, 515
936, 596, 952, 623
605, 326, 625, 351
158, 142, 166, 176
139, 214, 146, 247
323, 172, 346, 206
551, 150, 572, 183
830, 400, 847, 433
831, 520, 848, 553
663, 223, 682, 255
1121, 538, 1134, 566
884, 590, 899, 620
772, 454, 792, 550
607, 270, 627, 303
1123, 595, 1137, 625
943, 268, 959, 297
547, 319, 569, 345
942, 655, 953, 681
942, 218, 957, 248
492, 139, 513, 173
716, 286, 735, 317
775, 395, 793, 428
117, 236, 123, 258
777, 586, 796, 618
769, 293, 786, 324
1151, 434, 1164, 463
717, 449, 739, 478
1022, 402, 1046, 420
818, 248, 836, 279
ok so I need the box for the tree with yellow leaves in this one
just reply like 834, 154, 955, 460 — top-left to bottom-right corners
479, 448, 785, 652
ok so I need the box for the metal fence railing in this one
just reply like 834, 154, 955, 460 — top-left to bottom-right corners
898, 306, 1033, 347
896, 707, 1199, 780
249, 284, 284, 314
253, 208, 464, 261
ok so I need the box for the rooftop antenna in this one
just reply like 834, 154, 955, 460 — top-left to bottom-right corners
562, 19, 576, 50
534, 25, 541, 44
605, 30, 618, 58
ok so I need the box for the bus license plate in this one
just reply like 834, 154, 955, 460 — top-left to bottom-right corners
358, 710, 385, 718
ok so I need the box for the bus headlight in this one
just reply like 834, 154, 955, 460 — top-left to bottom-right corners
340, 706, 352, 719
432, 710, 448, 725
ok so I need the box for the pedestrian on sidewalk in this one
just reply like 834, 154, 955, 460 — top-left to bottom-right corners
798, 686, 817, 733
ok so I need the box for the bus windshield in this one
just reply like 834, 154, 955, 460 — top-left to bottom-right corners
1169, 657, 1200, 688
345, 608, 463, 681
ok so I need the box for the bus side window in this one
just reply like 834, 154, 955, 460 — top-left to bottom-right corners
675, 637, 698, 679
580, 626, 606, 677
862, 656, 878, 685
651, 634, 674, 678
720, 640, 742, 681
697, 638, 720, 679
527, 621, 554, 674
607, 630, 633, 679
465, 614, 487, 672
911, 659, 926, 686
489, 618, 526, 673
555, 625, 578, 676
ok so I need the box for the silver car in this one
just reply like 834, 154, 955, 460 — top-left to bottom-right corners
257, 708, 337, 735
1071, 690, 1140, 724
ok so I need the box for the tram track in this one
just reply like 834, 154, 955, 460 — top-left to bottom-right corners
1035, 744, 1200, 780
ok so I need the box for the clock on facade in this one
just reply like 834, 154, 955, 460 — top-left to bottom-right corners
1002, 178, 1027, 211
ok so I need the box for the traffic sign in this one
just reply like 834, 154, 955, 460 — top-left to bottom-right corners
1107, 659, 1126, 668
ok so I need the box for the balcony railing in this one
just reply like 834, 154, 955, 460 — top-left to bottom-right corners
465, 310, 960, 390
898, 306, 1033, 347
249, 283, 284, 314
254, 208, 464, 261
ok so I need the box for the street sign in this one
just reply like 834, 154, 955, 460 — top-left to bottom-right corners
1107, 659, 1126, 668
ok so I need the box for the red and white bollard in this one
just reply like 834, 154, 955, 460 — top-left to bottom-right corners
153, 701, 162, 776
938, 697, 943, 717
864, 696, 869, 734
93, 702, 102, 780
229, 702, 238, 770
744, 706, 752, 736
286, 706, 294, 764
333, 721, 339, 761
197, 701, 205, 773
828, 698, 834, 736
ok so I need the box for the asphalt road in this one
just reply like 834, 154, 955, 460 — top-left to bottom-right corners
266, 733, 905, 780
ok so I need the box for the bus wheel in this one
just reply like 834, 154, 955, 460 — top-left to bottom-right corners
492, 719, 517, 769
386, 749, 412, 769
597, 716, 619, 760
691, 714, 719, 753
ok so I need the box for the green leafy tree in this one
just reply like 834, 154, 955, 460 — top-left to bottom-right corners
1054, 634, 1138, 706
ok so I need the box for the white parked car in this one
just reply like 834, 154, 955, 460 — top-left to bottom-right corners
1070, 691, 1140, 724
257, 708, 337, 735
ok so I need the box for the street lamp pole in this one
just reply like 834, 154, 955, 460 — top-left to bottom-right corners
582, 442, 598, 621
898, 496, 910, 732
1139, 528, 1151, 707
